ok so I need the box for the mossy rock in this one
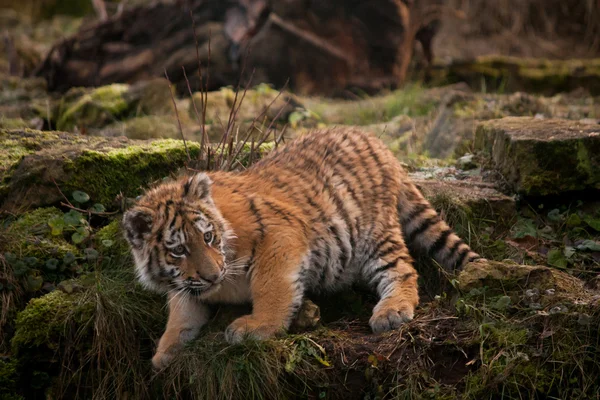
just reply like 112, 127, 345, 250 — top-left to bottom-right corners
56, 79, 174, 132
188, 85, 303, 126
1, 207, 79, 261
0, 128, 200, 212
458, 260, 590, 297
414, 178, 516, 227
2, 0, 94, 20
0, 74, 50, 121
441, 56, 600, 95
94, 219, 130, 260
99, 115, 182, 140
475, 117, 600, 196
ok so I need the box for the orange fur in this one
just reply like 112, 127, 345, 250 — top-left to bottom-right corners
123, 127, 480, 369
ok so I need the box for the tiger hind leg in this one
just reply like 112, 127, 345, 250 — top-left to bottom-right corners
363, 230, 419, 333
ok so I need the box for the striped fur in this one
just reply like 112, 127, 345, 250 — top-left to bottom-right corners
123, 127, 481, 369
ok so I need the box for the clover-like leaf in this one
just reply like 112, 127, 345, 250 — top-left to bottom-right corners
72, 232, 86, 244
26, 275, 44, 292
72, 190, 90, 204
24, 256, 38, 266
64, 210, 84, 227
63, 252, 76, 265
46, 258, 59, 271
12, 260, 28, 277
4, 252, 17, 265
84, 248, 99, 261
547, 248, 568, 269
90, 203, 106, 213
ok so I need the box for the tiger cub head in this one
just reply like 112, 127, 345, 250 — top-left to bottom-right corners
123, 173, 235, 298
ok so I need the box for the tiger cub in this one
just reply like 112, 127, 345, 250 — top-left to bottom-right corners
123, 127, 480, 369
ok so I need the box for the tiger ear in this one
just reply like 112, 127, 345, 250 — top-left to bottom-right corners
183, 173, 212, 201
122, 208, 153, 249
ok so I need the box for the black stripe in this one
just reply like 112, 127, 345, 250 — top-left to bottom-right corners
373, 257, 400, 276
455, 248, 470, 269
183, 179, 192, 196
393, 272, 417, 284
447, 239, 464, 262
378, 245, 400, 260
249, 198, 266, 240
401, 203, 429, 224
467, 254, 481, 263
169, 213, 179, 229
329, 224, 349, 271
429, 229, 453, 257
406, 216, 440, 244
290, 151, 357, 253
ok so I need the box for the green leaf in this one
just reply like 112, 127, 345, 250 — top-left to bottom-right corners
566, 213, 581, 227
45, 258, 59, 271
24, 256, 38, 266
48, 216, 65, 235
84, 248, 99, 261
101, 239, 114, 248
48, 215, 65, 228
4, 252, 17, 265
90, 203, 106, 213
547, 209, 562, 222
72, 190, 90, 203
76, 226, 90, 237
512, 219, 537, 239
64, 210, 84, 227
492, 295, 511, 311
63, 252, 76, 265
288, 111, 305, 128
72, 232, 86, 244
576, 240, 600, 252
26, 275, 44, 292
583, 215, 600, 232
12, 260, 28, 277
547, 249, 568, 269
564, 246, 576, 259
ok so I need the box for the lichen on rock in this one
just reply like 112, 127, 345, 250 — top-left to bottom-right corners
0, 128, 200, 212
475, 117, 600, 195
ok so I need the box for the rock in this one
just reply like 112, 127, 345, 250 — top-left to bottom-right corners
475, 117, 600, 195
440, 56, 600, 95
413, 178, 516, 226
0, 128, 200, 212
458, 260, 590, 301
56, 79, 174, 132
456, 153, 477, 170
188, 86, 306, 140
0, 74, 50, 120
99, 115, 182, 140
290, 299, 321, 332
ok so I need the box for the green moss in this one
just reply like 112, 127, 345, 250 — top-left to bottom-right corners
0, 118, 32, 130
56, 84, 130, 131
2, 207, 79, 261
100, 115, 181, 140
94, 219, 129, 260
63, 139, 200, 206
11, 290, 87, 351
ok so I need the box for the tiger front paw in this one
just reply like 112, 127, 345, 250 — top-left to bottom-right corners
152, 348, 176, 370
225, 316, 284, 344
369, 302, 414, 334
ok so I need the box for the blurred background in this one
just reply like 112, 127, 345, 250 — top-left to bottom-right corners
2, 0, 599, 153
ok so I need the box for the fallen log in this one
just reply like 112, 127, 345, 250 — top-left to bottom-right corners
35, 0, 436, 95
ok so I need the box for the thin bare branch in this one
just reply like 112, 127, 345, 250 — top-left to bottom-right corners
163, 69, 191, 162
